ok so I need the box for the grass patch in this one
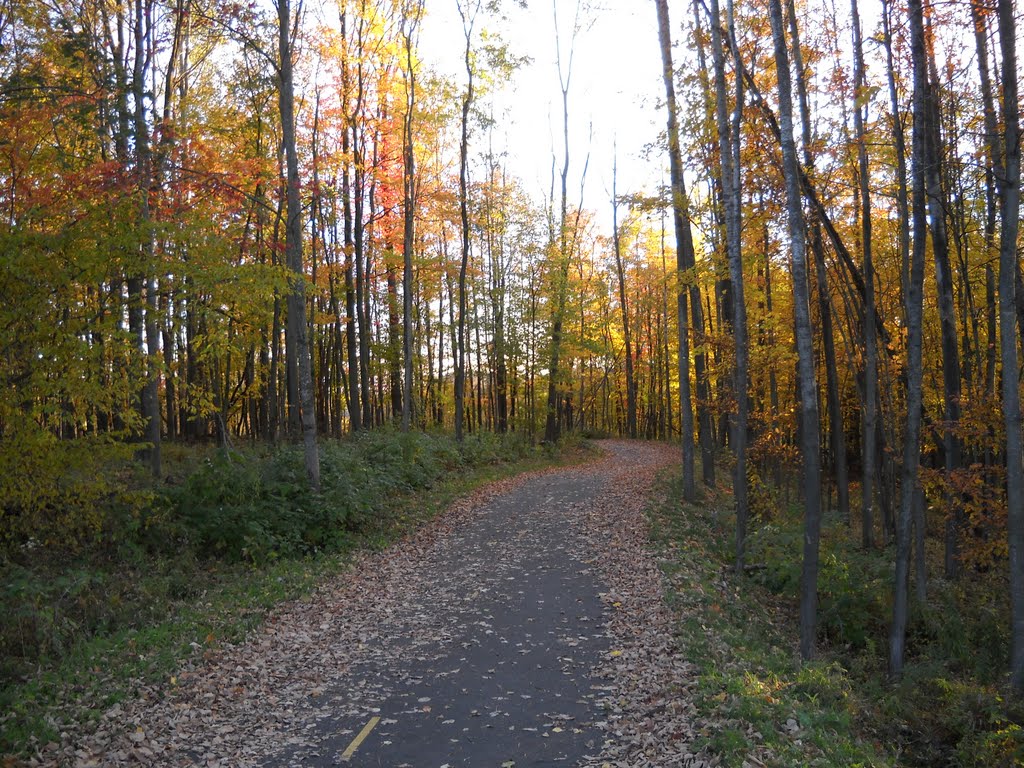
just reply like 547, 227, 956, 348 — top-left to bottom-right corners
1, 430, 585, 759
649, 473, 889, 767
652, 468, 1024, 767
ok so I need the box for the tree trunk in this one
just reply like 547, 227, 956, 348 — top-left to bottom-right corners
544, 0, 583, 445
354, 132, 372, 429
971, 0, 1000, 403
611, 152, 637, 439
880, 0, 912, 321
132, 0, 161, 477
654, 0, 699, 498
891, 0, 930, 679
851, 0, 876, 549
996, 0, 1024, 694
278, 0, 319, 489
386, 261, 402, 421
768, 0, 823, 661
690, 0, 717, 487
707, 0, 749, 566
787, 0, 847, 524
338, 10, 360, 432
921, 35, 964, 581
401, 1, 421, 433
455, 1, 479, 442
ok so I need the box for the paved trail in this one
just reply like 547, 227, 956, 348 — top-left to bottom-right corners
269, 467, 612, 767
67, 441, 704, 768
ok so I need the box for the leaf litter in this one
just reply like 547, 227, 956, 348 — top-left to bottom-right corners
29, 440, 719, 767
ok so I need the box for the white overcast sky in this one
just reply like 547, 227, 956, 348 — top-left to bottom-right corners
420, 0, 669, 233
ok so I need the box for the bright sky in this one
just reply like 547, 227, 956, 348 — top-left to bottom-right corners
420, 0, 668, 234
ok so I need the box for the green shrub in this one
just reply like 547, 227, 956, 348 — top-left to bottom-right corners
907, 583, 1009, 681
1, 429, 554, 757
162, 430, 537, 563
737, 483, 1022, 766
961, 722, 1024, 768
168, 446, 355, 562
0, 427, 149, 556
747, 514, 891, 652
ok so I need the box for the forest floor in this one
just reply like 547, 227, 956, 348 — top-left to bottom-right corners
28, 440, 887, 768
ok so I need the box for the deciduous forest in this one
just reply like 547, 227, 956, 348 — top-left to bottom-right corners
1, 0, 1023, 763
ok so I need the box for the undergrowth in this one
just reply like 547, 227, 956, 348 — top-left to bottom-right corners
652, 470, 1024, 767
0, 429, 564, 758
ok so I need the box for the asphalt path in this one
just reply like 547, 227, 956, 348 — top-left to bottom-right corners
264, 465, 612, 768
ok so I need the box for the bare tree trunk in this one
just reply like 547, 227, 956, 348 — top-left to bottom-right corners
544, 0, 583, 444
881, 0, 911, 320
455, 0, 480, 442
851, 0, 876, 549
337, 10, 360, 432
996, 0, 1024, 694
659, 208, 675, 441
386, 261, 402, 421
132, 0, 161, 477
786, 0, 847, 524
891, 0, 930, 679
400, 0, 422, 433
920, 26, 964, 580
492, 162, 509, 433
707, 0, 749, 566
768, 0, 822, 661
687, 8, 717, 487
881, 0, 911, 561
611, 152, 637, 439
278, 0, 319, 489
654, 0, 700, 499
350, 14, 372, 430
971, 0, 1001, 404
474, 291, 484, 431
343, 151, 361, 430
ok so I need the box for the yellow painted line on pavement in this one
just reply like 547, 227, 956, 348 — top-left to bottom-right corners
341, 716, 381, 761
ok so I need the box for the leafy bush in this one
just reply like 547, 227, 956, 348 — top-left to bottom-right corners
1, 429, 550, 756
164, 430, 535, 563
737, 489, 1022, 766
909, 581, 1008, 681
0, 426, 149, 555
747, 514, 890, 651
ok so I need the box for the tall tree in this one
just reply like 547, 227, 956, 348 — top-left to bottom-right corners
400, 0, 423, 433
454, 0, 480, 442
654, 0, 700, 500
890, 0, 930, 679
132, 0, 162, 477
543, 0, 584, 444
850, 0, 876, 550
278, 0, 320, 488
786, 0, 848, 524
611, 150, 637, 439
707, 0, 749, 567
996, 0, 1024, 694
767, 0, 822, 661
917, 0, 964, 580
339, 8, 361, 432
